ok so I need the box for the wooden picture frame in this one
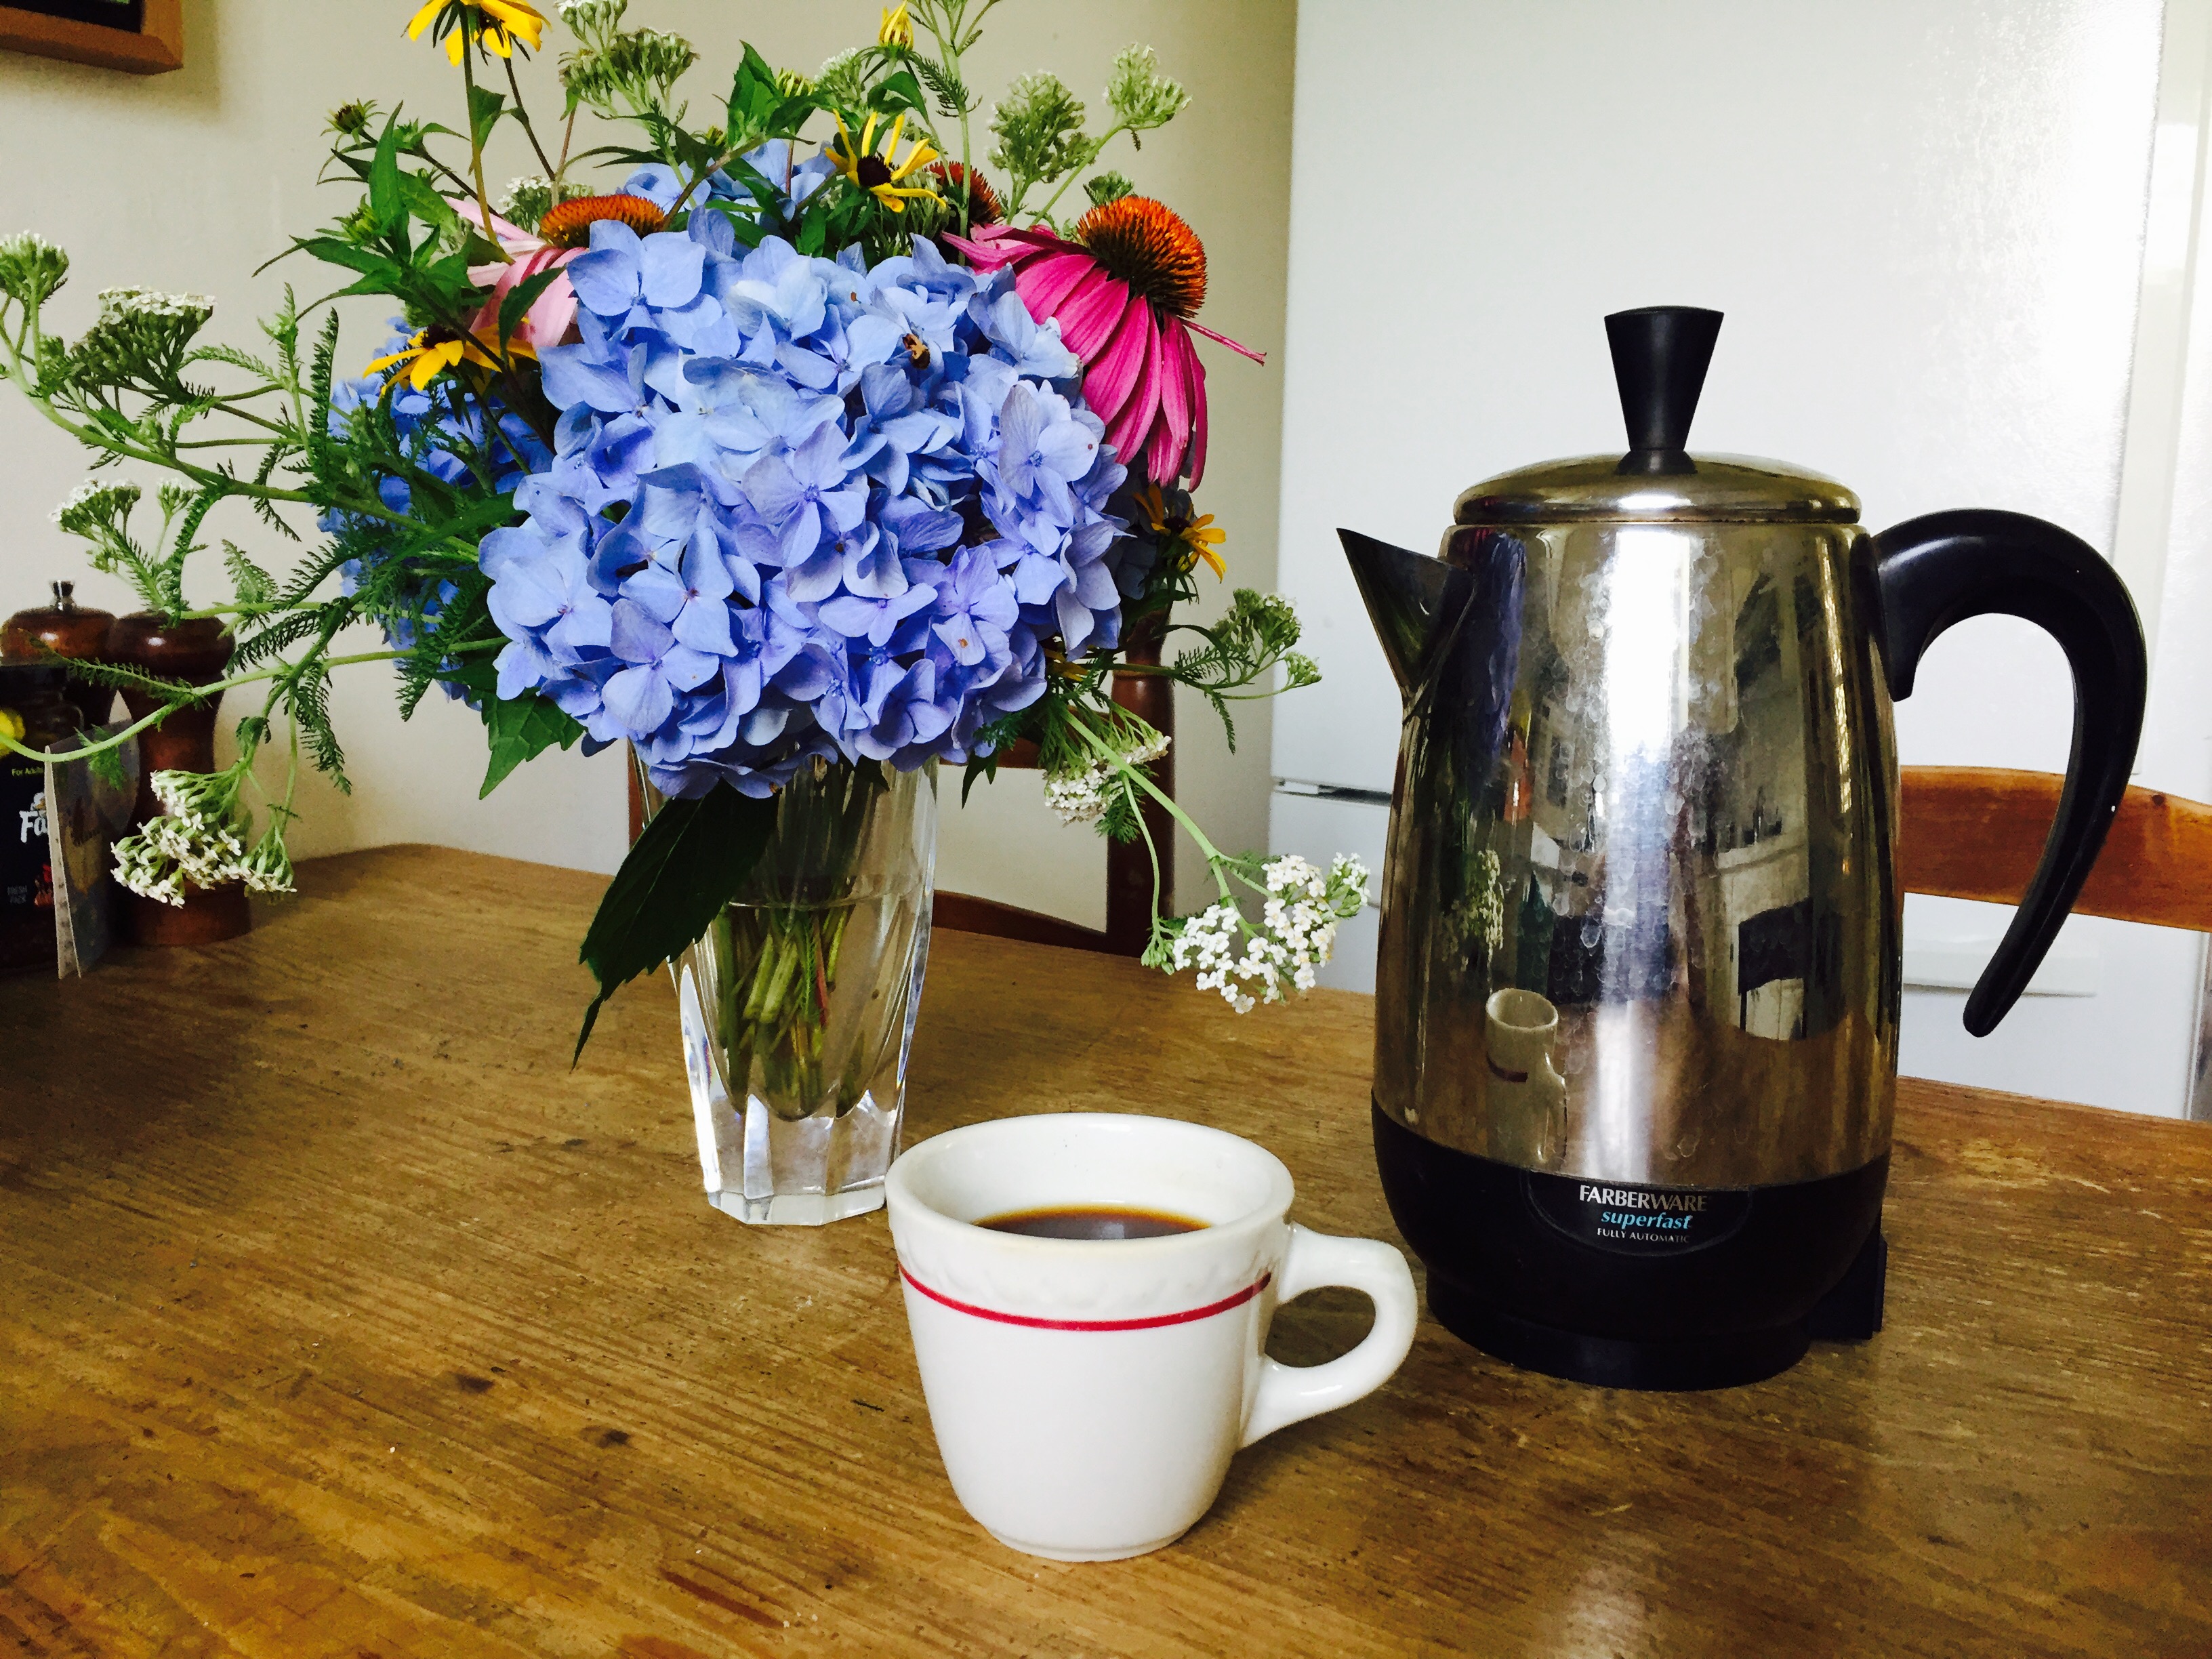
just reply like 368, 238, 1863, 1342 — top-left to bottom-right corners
0, 0, 181, 74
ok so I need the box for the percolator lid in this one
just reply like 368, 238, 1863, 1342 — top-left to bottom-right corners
1453, 307, 1862, 527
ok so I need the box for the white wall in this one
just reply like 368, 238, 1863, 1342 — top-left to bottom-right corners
0, 0, 1295, 919
1272, 0, 2212, 1114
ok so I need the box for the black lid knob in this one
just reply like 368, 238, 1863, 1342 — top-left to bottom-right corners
1605, 306, 1722, 475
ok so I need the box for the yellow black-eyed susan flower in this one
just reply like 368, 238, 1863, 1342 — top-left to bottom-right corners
827, 112, 943, 215
1136, 483, 1227, 578
405, 0, 546, 65
363, 324, 528, 395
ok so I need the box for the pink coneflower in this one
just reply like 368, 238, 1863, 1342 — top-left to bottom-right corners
947, 197, 1263, 487
449, 192, 663, 354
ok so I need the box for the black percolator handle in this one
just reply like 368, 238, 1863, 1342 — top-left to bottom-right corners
1864, 510, 2147, 1036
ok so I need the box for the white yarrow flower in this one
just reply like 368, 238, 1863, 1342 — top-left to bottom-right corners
1044, 771, 1107, 825
94, 284, 214, 323
1165, 852, 1370, 1014
109, 769, 296, 905
51, 477, 140, 529
1044, 730, 1171, 826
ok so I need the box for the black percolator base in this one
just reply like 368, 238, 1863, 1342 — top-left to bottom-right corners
1373, 1101, 1889, 1391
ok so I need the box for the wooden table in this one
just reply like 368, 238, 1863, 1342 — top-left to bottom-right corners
4, 846, 2209, 1658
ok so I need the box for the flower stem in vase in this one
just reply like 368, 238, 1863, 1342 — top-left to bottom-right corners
653, 757, 928, 1131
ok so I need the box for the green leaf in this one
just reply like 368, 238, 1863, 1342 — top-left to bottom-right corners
869, 68, 926, 115
400, 172, 463, 237
478, 687, 584, 798
222, 540, 276, 608
767, 90, 823, 138
294, 237, 405, 283
960, 751, 998, 807
369, 115, 406, 231
573, 784, 779, 1062
468, 85, 507, 151
727, 43, 781, 132
415, 249, 488, 308
495, 266, 565, 350
85, 740, 126, 791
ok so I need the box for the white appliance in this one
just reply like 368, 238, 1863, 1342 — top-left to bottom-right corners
1269, 0, 2212, 1116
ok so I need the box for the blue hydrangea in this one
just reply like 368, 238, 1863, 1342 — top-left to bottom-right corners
479, 211, 1132, 798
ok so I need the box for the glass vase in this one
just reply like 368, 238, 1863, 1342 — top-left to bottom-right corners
649, 758, 937, 1225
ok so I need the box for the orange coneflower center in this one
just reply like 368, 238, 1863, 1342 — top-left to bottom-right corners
536, 192, 668, 249
928, 161, 1002, 226
1074, 195, 1206, 319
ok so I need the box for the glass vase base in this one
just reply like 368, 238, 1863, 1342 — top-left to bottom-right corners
706, 1183, 886, 1227
684, 981, 907, 1225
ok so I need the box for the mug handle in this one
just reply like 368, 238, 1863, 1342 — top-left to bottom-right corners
1241, 1223, 1418, 1448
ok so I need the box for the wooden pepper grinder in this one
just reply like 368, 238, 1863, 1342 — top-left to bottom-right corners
106, 612, 249, 946
2, 581, 117, 726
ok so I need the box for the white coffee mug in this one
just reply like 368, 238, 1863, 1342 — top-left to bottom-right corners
885, 1112, 1418, 1561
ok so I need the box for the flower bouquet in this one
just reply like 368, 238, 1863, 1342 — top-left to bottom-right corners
0, 0, 1368, 1221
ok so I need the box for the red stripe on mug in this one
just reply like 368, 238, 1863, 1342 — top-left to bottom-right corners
899, 1265, 1274, 1331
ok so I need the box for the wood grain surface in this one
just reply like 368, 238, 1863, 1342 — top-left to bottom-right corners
3, 845, 2208, 1658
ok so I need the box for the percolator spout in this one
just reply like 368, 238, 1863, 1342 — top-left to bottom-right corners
1338, 529, 1454, 699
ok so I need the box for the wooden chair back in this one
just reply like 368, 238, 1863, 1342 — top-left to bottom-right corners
1899, 766, 2212, 932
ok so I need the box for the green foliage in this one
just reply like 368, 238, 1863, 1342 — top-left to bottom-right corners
900, 48, 972, 121
326, 100, 377, 140
1168, 590, 1320, 751
495, 264, 565, 351
958, 708, 1027, 805
1103, 44, 1189, 138
480, 691, 583, 796
83, 737, 127, 791
0, 232, 70, 314
288, 657, 345, 785
222, 541, 275, 608
813, 47, 872, 110
52, 478, 201, 619
28, 651, 198, 704
0, 233, 70, 309
989, 73, 1088, 212
723, 41, 818, 148
574, 783, 781, 1061
1084, 171, 1134, 209
444, 659, 586, 797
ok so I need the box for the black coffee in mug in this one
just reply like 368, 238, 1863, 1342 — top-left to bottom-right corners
979, 1206, 1206, 1241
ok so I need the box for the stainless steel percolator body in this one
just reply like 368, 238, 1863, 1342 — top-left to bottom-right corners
1368, 457, 1900, 1190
